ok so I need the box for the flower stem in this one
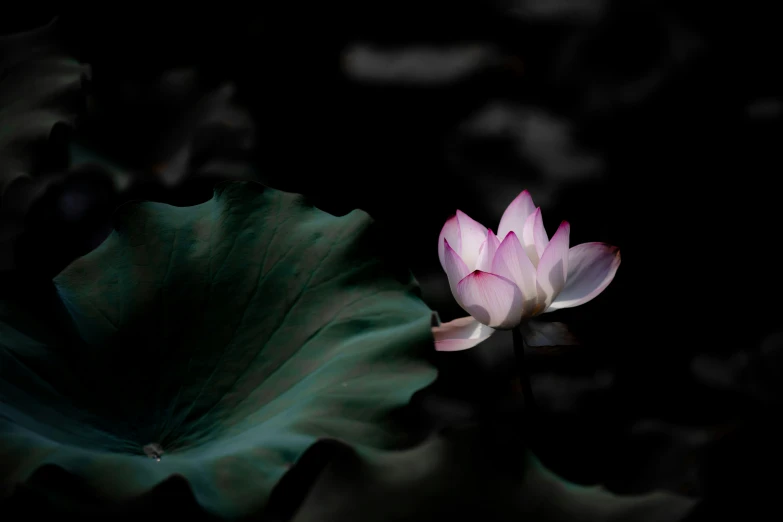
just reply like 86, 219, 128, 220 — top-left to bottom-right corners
512, 326, 537, 416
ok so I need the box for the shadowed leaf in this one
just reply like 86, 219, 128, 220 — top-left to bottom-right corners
289, 424, 698, 522
0, 181, 437, 519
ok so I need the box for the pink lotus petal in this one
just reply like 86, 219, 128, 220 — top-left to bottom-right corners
456, 270, 524, 329
497, 190, 536, 242
491, 231, 537, 317
475, 229, 500, 272
432, 316, 496, 351
443, 239, 470, 305
521, 208, 549, 266
456, 210, 488, 271
437, 215, 461, 271
546, 242, 621, 312
535, 221, 570, 312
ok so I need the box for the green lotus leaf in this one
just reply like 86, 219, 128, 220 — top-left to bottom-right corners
0, 181, 437, 518
290, 425, 699, 522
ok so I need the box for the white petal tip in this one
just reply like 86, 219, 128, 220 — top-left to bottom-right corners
432, 316, 496, 351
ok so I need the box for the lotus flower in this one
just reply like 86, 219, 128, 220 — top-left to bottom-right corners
433, 190, 620, 351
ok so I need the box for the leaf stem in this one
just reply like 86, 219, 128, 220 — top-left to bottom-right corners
512, 326, 538, 416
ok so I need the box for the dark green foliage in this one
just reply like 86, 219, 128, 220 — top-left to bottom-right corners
0, 182, 437, 518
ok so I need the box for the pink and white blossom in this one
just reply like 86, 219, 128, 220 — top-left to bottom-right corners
433, 190, 620, 351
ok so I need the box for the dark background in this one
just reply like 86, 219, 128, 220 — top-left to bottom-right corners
1, 2, 781, 518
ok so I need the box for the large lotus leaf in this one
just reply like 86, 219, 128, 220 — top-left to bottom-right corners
0, 181, 437, 518
288, 424, 699, 522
